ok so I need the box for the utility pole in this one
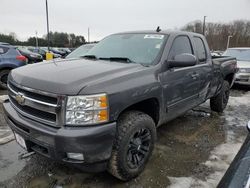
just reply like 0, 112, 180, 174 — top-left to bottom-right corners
35, 31, 38, 49
203, 16, 207, 35
226, 35, 232, 49
45, 0, 50, 51
88, 27, 90, 43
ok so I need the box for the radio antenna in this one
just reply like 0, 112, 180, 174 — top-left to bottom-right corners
156, 26, 161, 32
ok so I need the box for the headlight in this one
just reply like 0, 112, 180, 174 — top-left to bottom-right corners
66, 93, 108, 125
239, 68, 250, 73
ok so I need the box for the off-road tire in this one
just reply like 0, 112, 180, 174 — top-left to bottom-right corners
210, 80, 230, 113
108, 111, 156, 181
0, 69, 10, 89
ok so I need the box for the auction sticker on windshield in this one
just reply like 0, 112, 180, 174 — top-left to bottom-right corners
14, 132, 27, 150
144, 34, 164, 39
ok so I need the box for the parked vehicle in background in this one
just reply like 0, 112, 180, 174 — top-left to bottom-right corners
223, 48, 250, 86
218, 121, 250, 188
50, 48, 67, 57
66, 44, 95, 59
0, 42, 10, 45
0, 43, 27, 89
28, 47, 46, 59
41, 47, 62, 59
69, 47, 76, 52
3, 31, 237, 181
58, 48, 71, 55
211, 51, 223, 57
39, 47, 62, 59
17, 47, 43, 63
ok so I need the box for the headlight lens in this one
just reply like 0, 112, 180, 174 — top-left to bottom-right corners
66, 94, 108, 125
239, 68, 250, 73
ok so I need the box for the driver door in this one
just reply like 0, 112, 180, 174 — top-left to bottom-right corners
160, 35, 201, 120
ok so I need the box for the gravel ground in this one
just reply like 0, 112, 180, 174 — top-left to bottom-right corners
0, 86, 249, 188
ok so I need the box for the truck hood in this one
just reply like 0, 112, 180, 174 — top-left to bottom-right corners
237, 61, 250, 68
9, 59, 145, 95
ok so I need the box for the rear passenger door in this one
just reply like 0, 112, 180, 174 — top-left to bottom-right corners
161, 35, 201, 119
192, 37, 213, 102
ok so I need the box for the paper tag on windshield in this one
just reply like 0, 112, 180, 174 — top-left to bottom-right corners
144, 34, 164, 39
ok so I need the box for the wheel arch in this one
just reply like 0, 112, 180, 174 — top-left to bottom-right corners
224, 73, 235, 87
116, 98, 160, 126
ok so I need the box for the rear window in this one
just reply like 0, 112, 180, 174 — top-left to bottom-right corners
0, 46, 9, 54
193, 37, 206, 62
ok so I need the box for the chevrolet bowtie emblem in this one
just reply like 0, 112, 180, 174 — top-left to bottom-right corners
15, 93, 25, 105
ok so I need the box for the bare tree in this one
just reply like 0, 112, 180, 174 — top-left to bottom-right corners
182, 20, 250, 50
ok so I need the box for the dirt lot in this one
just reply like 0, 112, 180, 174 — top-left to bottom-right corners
0, 86, 249, 188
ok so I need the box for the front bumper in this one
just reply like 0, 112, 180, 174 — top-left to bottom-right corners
234, 73, 250, 85
3, 100, 116, 172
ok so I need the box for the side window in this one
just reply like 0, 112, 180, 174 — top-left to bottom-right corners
193, 37, 207, 62
168, 36, 193, 60
0, 47, 9, 55
0, 48, 4, 54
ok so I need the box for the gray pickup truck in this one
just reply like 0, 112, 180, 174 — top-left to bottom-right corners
3, 31, 237, 181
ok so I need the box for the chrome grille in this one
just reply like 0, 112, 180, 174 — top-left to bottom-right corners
8, 81, 64, 127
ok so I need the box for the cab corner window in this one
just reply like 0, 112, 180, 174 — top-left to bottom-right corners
193, 37, 207, 63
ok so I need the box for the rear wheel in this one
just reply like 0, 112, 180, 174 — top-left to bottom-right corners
108, 111, 156, 181
0, 69, 10, 89
210, 80, 230, 113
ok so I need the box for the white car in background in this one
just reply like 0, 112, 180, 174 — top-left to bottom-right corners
223, 48, 250, 86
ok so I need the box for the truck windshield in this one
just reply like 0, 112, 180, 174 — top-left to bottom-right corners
85, 33, 167, 65
223, 49, 250, 61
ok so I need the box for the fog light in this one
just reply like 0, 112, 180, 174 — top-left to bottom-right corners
67, 153, 84, 161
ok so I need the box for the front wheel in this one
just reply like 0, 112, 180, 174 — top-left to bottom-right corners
108, 111, 156, 181
210, 80, 230, 113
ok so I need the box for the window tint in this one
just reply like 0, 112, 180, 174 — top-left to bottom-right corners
0, 46, 9, 54
193, 37, 206, 62
168, 36, 193, 60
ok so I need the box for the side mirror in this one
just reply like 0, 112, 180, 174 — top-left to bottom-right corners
168, 53, 197, 68
247, 121, 250, 132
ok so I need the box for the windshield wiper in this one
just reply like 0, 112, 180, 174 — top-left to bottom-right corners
81, 55, 98, 60
99, 57, 136, 64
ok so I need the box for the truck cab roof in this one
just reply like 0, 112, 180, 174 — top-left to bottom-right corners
114, 30, 205, 37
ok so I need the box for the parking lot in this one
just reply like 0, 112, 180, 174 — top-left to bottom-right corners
0, 86, 249, 188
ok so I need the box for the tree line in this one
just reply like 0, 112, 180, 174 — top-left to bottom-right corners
1, 20, 250, 50
182, 20, 250, 50
0, 32, 86, 48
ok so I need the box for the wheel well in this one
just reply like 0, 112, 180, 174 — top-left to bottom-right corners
0, 67, 12, 72
118, 98, 160, 125
225, 73, 234, 85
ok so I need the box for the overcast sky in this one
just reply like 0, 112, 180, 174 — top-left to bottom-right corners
1, 0, 250, 41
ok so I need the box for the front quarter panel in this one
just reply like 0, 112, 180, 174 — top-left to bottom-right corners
79, 67, 163, 123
